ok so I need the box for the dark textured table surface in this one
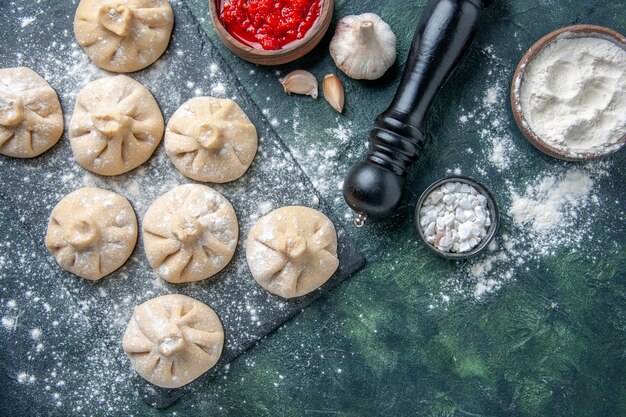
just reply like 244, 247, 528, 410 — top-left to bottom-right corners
1, 0, 625, 416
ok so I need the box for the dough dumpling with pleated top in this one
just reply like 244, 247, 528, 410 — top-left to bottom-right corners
246, 206, 340, 298
45, 187, 138, 280
69, 75, 164, 176
74, 0, 174, 73
0, 67, 63, 158
123, 294, 224, 388
142, 184, 239, 283
164, 97, 258, 183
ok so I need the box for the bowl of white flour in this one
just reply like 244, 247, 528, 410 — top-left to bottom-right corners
511, 25, 626, 160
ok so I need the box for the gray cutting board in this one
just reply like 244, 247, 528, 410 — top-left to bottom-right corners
0, 0, 365, 410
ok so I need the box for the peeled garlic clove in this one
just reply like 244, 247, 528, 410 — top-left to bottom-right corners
280, 70, 318, 99
329, 13, 397, 80
323, 74, 345, 113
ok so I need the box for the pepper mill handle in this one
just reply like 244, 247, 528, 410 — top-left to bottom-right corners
343, 0, 489, 227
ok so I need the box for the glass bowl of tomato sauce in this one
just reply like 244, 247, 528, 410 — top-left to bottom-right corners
209, 0, 334, 65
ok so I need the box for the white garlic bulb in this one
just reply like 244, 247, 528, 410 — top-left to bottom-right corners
329, 13, 397, 80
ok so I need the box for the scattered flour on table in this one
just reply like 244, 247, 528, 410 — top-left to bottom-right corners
430, 45, 622, 305
457, 46, 521, 172
30, 328, 42, 340
2, 316, 15, 330
325, 122, 354, 144
461, 79, 515, 171
290, 108, 356, 214
17, 372, 37, 384
510, 169, 593, 232
211, 82, 227, 96
459, 157, 611, 300
20, 16, 36, 28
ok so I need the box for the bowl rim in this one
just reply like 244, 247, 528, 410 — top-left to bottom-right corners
208, 0, 334, 62
414, 176, 499, 260
510, 24, 626, 162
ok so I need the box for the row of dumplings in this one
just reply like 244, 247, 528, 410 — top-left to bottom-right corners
0, 66, 259, 184
45, 184, 341, 299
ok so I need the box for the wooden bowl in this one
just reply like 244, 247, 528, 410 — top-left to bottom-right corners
209, 0, 334, 66
510, 25, 626, 161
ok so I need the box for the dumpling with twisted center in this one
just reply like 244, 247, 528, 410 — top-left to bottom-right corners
69, 75, 164, 176
74, 0, 174, 72
45, 187, 138, 280
123, 294, 224, 388
246, 206, 340, 298
165, 97, 258, 183
142, 184, 239, 283
0, 67, 63, 158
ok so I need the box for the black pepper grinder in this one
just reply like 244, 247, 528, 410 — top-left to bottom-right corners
343, 0, 489, 227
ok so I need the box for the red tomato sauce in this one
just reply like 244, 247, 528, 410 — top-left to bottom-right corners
219, 0, 323, 50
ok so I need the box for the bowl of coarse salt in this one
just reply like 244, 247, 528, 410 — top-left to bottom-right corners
415, 177, 499, 260
511, 25, 626, 161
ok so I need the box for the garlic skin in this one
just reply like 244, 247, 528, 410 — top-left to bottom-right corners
323, 74, 345, 113
280, 70, 318, 99
329, 13, 397, 80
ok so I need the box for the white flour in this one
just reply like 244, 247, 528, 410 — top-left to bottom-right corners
519, 36, 626, 155
459, 77, 515, 171
467, 165, 607, 299
510, 169, 594, 232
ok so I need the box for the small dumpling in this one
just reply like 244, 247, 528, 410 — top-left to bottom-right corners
165, 97, 258, 183
69, 75, 164, 176
123, 294, 224, 388
74, 0, 174, 73
142, 184, 238, 283
0, 67, 63, 158
45, 187, 138, 280
246, 206, 340, 298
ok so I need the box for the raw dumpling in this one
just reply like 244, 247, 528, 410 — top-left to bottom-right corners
246, 206, 340, 298
164, 97, 258, 183
45, 187, 138, 280
69, 75, 164, 176
0, 67, 63, 158
122, 294, 224, 388
142, 184, 238, 283
74, 0, 174, 73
